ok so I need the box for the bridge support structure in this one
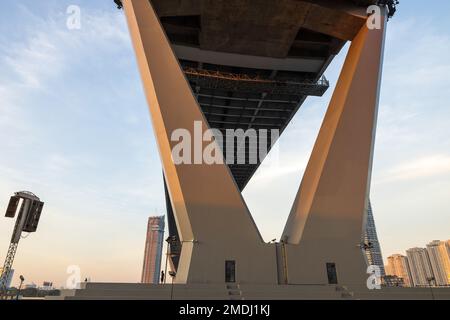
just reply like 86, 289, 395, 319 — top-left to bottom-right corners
123, 0, 386, 288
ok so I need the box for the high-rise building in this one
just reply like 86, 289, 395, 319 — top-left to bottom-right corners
382, 275, 405, 287
406, 247, 435, 287
446, 240, 450, 283
141, 216, 165, 284
385, 254, 413, 287
363, 200, 385, 276
426, 240, 450, 286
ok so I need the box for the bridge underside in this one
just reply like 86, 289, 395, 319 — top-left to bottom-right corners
150, 0, 378, 270
153, 0, 377, 189
124, 0, 385, 287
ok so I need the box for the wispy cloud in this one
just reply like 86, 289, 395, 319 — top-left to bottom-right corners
0, 4, 151, 286
3, 32, 63, 88
376, 154, 450, 184
0, 7, 128, 88
0, 5, 130, 135
251, 154, 307, 185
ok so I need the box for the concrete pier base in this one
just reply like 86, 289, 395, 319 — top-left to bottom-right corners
50, 282, 450, 300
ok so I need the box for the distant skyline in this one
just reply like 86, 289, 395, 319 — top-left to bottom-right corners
141, 216, 164, 284
386, 239, 450, 258
1, 0, 450, 287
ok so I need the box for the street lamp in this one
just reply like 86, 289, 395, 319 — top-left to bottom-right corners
169, 271, 176, 300
16, 275, 25, 300
361, 241, 374, 250
427, 276, 436, 300
113, 0, 123, 9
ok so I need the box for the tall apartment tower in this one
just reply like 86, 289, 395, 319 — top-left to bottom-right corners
363, 200, 386, 275
406, 247, 434, 287
141, 216, 165, 284
426, 240, 450, 286
385, 254, 413, 287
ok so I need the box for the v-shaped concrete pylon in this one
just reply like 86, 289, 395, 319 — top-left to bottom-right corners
123, 0, 277, 284
281, 11, 387, 287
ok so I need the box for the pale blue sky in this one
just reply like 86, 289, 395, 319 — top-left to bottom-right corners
1, 0, 449, 287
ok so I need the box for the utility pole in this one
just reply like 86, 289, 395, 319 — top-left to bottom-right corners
0, 191, 44, 299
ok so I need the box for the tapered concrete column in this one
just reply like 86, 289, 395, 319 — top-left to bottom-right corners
281, 11, 387, 286
123, 0, 277, 284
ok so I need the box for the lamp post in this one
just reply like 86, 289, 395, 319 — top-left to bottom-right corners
16, 275, 24, 300
427, 276, 436, 300
113, 0, 123, 9
169, 271, 176, 300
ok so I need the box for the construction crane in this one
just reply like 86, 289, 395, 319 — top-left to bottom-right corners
0, 191, 44, 299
